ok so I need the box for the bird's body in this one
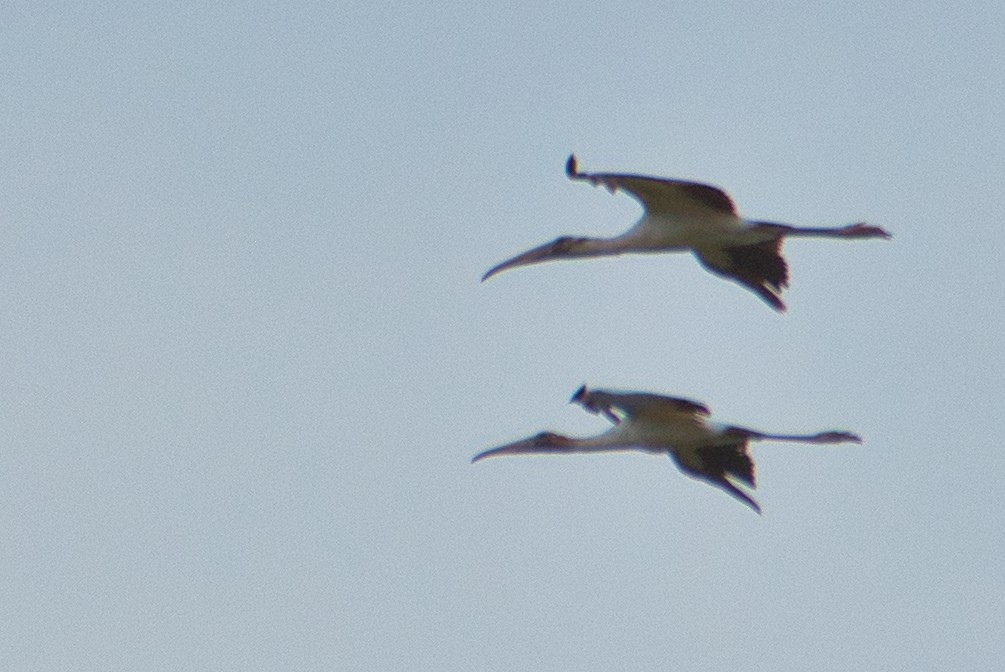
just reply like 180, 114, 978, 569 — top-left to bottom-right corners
483, 155, 891, 311
472, 385, 862, 513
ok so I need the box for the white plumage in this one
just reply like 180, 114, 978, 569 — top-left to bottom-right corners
473, 385, 862, 513
483, 155, 891, 311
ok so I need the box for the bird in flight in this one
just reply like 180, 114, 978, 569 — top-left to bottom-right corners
472, 385, 862, 513
483, 155, 891, 311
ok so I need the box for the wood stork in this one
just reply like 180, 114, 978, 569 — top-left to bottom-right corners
482, 155, 891, 311
472, 385, 862, 513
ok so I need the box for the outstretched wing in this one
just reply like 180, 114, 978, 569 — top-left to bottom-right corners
571, 385, 710, 425
669, 441, 761, 513
693, 239, 789, 312
566, 154, 737, 218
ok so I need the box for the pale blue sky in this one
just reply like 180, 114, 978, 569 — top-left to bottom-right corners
2, 2, 1003, 670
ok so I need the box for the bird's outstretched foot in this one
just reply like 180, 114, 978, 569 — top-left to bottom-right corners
839, 223, 892, 239
814, 431, 863, 444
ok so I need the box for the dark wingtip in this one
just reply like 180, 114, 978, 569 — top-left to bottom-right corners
757, 284, 787, 312
565, 154, 578, 178
758, 289, 786, 313
570, 384, 588, 403
741, 492, 763, 515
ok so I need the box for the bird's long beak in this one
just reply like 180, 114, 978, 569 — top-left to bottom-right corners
471, 437, 537, 463
481, 238, 568, 282
471, 433, 570, 463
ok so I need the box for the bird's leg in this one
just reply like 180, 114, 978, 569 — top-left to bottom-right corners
780, 222, 892, 239
750, 430, 863, 444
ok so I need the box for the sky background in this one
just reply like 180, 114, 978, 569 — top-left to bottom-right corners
2, 2, 1003, 670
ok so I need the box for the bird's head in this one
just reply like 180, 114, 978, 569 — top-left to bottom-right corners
531, 431, 570, 446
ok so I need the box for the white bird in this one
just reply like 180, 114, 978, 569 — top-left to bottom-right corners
483, 155, 891, 311
472, 385, 863, 513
